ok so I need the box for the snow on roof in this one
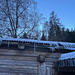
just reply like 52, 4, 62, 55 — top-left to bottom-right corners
59, 51, 75, 60
0, 38, 75, 50
0, 38, 58, 44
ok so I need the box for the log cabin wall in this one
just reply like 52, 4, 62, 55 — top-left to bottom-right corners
0, 48, 61, 75
0, 38, 74, 75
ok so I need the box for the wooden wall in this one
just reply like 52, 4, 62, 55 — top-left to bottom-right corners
0, 49, 61, 75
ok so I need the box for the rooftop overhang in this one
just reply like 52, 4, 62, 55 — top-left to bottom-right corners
0, 38, 75, 53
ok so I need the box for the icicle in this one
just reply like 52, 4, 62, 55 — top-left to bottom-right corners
8, 42, 10, 48
34, 43, 36, 55
0, 39, 2, 46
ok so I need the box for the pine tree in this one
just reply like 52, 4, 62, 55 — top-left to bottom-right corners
22, 33, 28, 39
48, 11, 62, 41
48, 20, 54, 41
41, 33, 46, 40
61, 27, 66, 42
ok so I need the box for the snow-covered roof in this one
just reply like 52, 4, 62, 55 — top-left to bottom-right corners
59, 51, 75, 60
0, 38, 75, 50
0, 38, 58, 44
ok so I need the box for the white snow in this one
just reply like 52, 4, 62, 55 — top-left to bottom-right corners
59, 51, 75, 60
0, 38, 58, 44
0, 38, 75, 50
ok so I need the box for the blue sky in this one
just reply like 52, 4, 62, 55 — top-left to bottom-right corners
36, 0, 75, 30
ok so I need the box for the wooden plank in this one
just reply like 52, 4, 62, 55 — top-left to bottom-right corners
0, 72, 37, 75
45, 58, 58, 62
46, 66, 51, 75
45, 62, 54, 66
0, 55, 37, 61
0, 49, 61, 57
45, 53, 61, 58
0, 49, 37, 57
0, 60, 38, 67
38, 63, 46, 75
0, 64, 38, 69
0, 68, 38, 74
0, 72, 17, 75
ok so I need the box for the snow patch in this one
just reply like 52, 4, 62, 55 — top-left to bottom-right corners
59, 51, 75, 60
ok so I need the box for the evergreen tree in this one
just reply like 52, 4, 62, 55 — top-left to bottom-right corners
65, 28, 70, 42
55, 25, 62, 41
67, 30, 75, 42
48, 20, 54, 41
61, 27, 66, 42
48, 11, 62, 41
22, 33, 28, 39
42, 21, 49, 40
41, 33, 46, 40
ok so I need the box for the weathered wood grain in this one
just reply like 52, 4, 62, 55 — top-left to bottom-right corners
0, 60, 38, 67
0, 49, 61, 75
0, 55, 37, 61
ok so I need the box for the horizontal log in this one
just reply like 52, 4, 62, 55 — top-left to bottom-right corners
0, 65, 38, 70
0, 49, 61, 58
0, 72, 37, 75
0, 55, 37, 61
0, 67, 38, 74
0, 60, 38, 67
0, 64, 38, 69
45, 58, 58, 62
0, 72, 17, 75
